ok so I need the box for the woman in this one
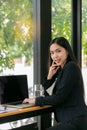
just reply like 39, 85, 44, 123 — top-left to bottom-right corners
23, 37, 87, 130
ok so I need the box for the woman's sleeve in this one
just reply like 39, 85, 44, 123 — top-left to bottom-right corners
42, 77, 55, 90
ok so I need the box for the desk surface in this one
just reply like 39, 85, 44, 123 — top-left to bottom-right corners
0, 105, 52, 118
0, 105, 54, 124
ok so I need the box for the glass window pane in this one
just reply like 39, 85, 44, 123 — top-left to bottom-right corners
0, 0, 34, 97
82, 0, 87, 104
51, 0, 71, 43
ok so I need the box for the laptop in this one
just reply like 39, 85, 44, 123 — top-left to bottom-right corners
0, 75, 34, 109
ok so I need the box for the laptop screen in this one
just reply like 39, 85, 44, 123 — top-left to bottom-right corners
0, 75, 29, 104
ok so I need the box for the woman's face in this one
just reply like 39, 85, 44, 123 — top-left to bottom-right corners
50, 43, 68, 68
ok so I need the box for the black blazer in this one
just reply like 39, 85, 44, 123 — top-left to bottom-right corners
35, 61, 87, 123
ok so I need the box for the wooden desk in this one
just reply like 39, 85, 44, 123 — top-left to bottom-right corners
0, 105, 54, 130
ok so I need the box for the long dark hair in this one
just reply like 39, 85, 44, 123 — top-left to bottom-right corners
48, 37, 77, 67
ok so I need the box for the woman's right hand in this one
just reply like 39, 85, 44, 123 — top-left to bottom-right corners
23, 98, 35, 104
47, 62, 60, 79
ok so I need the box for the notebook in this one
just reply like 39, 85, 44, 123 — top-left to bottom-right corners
0, 75, 34, 109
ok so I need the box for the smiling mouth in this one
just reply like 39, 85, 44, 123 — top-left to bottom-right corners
56, 59, 61, 63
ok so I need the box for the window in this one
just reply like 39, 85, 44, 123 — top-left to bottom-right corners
52, 0, 71, 43
82, 0, 87, 104
0, 0, 34, 97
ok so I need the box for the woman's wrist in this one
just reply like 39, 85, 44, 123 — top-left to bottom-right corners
47, 74, 52, 80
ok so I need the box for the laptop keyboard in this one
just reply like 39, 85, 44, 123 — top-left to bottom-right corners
2, 101, 34, 109
15, 103, 34, 108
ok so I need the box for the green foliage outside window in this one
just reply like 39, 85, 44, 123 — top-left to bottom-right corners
52, 0, 87, 57
82, 1, 87, 55
52, 0, 71, 43
0, 0, 33, 72
0, 0, 87, 72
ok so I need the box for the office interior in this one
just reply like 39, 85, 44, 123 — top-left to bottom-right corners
0, 0, 87, 130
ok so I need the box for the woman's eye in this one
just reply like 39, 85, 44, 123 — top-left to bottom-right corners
56, 49, 61, 53
50, 49, 61, 55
